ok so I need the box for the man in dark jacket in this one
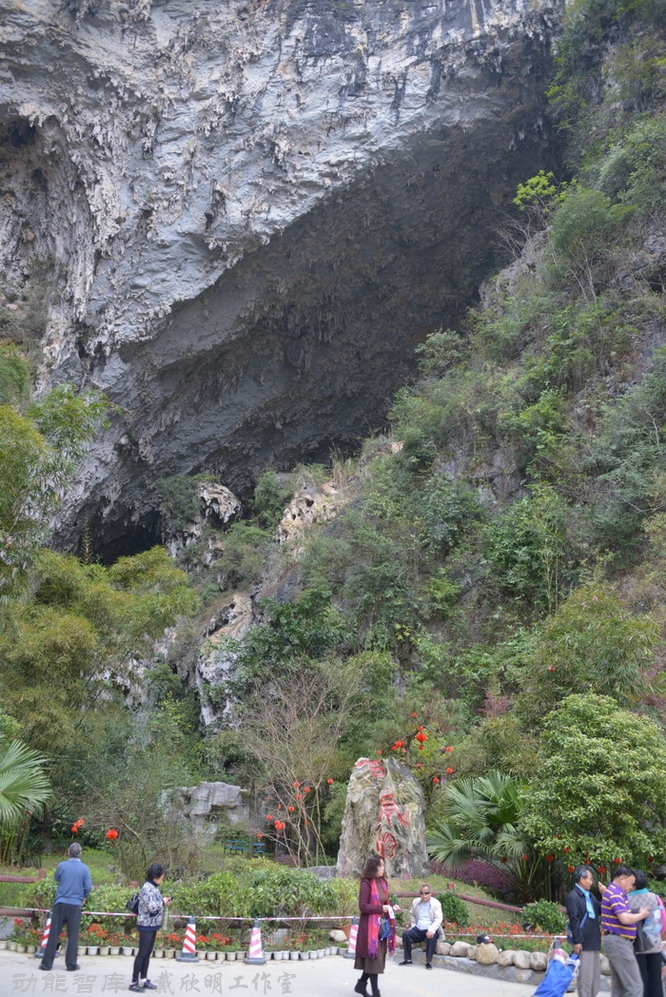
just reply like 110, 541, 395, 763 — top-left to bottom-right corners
565, 865, 602, 997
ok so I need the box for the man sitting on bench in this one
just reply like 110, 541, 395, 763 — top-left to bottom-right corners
399, 884, 444, 971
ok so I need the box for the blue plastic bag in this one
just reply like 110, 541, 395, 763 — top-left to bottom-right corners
532, 953, 579, 997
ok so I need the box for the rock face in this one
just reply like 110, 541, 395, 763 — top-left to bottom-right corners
337, 756, 429, 879
165, 780, 249, 842
195, 592, 253, 726
0, 0, 563, 556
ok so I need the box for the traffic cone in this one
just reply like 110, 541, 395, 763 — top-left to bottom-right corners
344, 917, 358, 959
34, 911, 52, 958
244, 919, 266, 964
175, 917, 198, 962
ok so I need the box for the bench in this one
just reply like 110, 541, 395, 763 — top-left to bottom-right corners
223, 840, 266, 854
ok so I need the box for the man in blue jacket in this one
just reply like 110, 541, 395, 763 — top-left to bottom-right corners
565, 865, 602, 997
40, 842, 92, 972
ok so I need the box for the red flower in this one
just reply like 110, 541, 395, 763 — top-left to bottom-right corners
256, 832, 263, 839
501, 856, 508, 863
546, 854, 554, 862
376, 749, 383, 755
563, 846, 571, 853
293, 781, 300, 788
265, 814, 274, 821
304, 787, 311, 794
567, 865, 574, 873
296, 793, 302, 799
415, 731, 427, 744
288, 806, 295, 813
418, 745, 424, 751
445, 746, 453, 752
277, 803, 282, 809
327, 778, 334, 785
548, 665, 556, 672
614, 857, 622, 864
410, 712, 418, 718
521, 854, 529, 861
445, 767, 454, 775
598, 865, 607, 874
105, 829, 119, 840
432, 777, 440, 784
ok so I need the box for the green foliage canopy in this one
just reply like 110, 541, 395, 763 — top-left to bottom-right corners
520, 694, 666, 869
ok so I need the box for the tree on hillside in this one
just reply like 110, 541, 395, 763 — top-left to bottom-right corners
225, 662, 362, 865
520, 693, 666, 873
0, 347, 106, 603
518, 583, 658, 721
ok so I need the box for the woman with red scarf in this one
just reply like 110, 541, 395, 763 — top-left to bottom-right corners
354, 854, 398, 997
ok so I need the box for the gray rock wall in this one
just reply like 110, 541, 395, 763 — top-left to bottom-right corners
0, 0, 563, 554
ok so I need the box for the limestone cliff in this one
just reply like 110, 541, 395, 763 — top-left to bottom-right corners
0, 0, 563, 556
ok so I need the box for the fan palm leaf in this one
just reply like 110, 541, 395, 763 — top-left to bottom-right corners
0, 738, 50, 828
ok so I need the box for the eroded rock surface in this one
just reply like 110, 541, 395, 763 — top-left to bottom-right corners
0, 0, 563, 555
337, 756, 429, 879
165, 780, 249, 842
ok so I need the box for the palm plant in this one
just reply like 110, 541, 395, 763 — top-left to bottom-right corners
0, 735, 50, 862
426, 770, 551, 902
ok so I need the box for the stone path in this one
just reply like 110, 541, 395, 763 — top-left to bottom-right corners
0, 948, 540, 996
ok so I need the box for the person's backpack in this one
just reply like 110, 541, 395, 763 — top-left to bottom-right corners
126, 892, 140, 915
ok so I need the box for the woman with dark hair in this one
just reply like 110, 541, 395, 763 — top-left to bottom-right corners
353, 854, 398, 997
627, 869, 664, 997
128, 862, 172, 993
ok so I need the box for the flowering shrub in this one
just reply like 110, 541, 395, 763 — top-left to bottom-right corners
429, 859, 514, 897
11, 918, 41, 947
195, 933, 232, 951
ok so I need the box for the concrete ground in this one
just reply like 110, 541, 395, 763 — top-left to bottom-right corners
0, 948, 540, 996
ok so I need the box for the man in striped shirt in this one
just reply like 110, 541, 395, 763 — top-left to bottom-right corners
600, 866, 649, 997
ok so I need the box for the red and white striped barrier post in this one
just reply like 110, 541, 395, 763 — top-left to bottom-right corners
244, 919, 266, 964
176, 917, 198, 962
344, 917, 358, 959
34, 911, 52, 959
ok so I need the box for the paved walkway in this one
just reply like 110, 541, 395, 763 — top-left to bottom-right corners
0, 948, 539, 996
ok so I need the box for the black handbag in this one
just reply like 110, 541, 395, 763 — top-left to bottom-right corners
634, 920, 650, 954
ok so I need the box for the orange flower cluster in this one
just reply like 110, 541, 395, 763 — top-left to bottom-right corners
71, 818, 84, 834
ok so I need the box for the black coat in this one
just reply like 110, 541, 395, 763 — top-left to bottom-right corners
565, 885, 601, 951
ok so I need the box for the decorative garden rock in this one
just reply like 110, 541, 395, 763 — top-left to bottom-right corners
450, 941, 470, 957
514, 949, 532, 969
497, 949, 516, 966
530, 951, 548, 971
475, 942, 499, 965
336, 757, 429, 878
435, 940, 451, 956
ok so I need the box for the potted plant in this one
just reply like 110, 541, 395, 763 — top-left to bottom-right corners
164, 932, 182, 959
106, 931, 124, 956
